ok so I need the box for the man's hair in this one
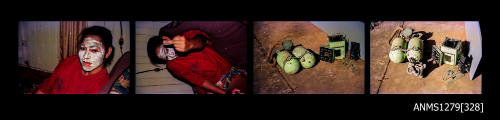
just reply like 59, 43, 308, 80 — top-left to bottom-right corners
78, 26, 114, 65
147, 36, 166, 65
159, 24, 174, 39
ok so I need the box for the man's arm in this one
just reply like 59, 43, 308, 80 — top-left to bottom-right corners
201, 80, 226, 94
35, 90, 45, 94
172, 35, 206, 52
171, 30, 210, 52
201, 80, 242, 94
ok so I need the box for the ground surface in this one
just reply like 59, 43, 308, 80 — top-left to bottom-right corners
253, 21, 364, 94
370, 21, 481, 94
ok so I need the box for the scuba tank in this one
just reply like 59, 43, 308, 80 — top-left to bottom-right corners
292, 46, 316, 69
389, 37, 407, 63
276, 50, 300, 74
407, 36, 424, 63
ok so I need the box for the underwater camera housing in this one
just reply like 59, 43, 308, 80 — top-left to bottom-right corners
350, 42, 360, 60
458, 40, 471, 74
320, 33, 348, 63
458, 53, 472, 74
328, 34, 347, 59
432, 45, 443, 66
320, 47, 334, 63
440, 37, 462, 66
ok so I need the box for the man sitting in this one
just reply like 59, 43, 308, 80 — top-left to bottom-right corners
36, 26, 114, 94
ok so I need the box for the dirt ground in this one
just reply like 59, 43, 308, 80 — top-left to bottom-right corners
253, 21, 364, 94
370, 21, 481, 94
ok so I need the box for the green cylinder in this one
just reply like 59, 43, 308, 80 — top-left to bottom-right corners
292, 46, 307, 57
407, 37, 423, 62
276, 50, 300, 74
277, 50, 291, 69
292, 46, 315, 69
283, 58, 300, 74
300, 53, 315, 68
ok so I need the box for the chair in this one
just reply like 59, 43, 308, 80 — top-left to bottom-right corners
99, 51, 130, 94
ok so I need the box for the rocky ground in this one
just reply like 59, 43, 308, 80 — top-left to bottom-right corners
253, 21, 364, 94
370, 21, 481, 94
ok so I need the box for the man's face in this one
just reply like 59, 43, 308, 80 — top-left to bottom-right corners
78, 35, 106, 72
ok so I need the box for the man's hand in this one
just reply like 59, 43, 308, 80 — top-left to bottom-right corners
225, 88, 243, 94
166, 30, 208, 53
231, 89, 243, 94
35, 90, 45, 94
172, 35, 206, 52
171, 35, 192, 52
